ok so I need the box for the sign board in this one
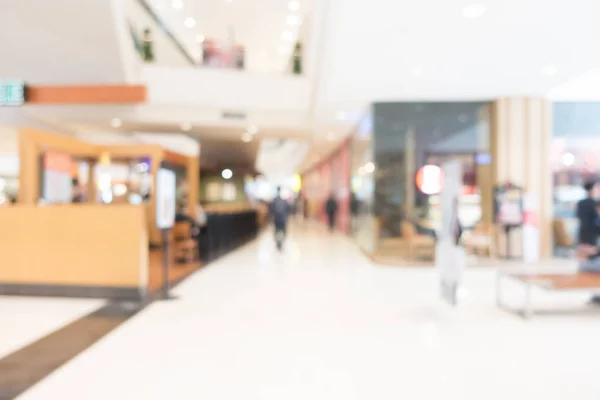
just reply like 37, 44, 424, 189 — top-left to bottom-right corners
0, 80, 26, 106
494, 183, 523, 226
156, 168, 176, 229
436, 160, 466, 306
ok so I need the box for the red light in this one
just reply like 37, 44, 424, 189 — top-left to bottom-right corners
416, 165, 444, 195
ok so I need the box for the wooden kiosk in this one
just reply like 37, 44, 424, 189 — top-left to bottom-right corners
0, 128, 200, 299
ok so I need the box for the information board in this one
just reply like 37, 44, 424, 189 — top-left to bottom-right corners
156, 168, 176, 229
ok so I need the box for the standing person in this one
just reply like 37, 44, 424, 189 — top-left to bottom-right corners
325, 192, 338, 232
271, 187, 291, 251
576, 181, 599, 246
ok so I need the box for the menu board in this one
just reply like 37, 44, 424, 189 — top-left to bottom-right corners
42, 152, 73, 204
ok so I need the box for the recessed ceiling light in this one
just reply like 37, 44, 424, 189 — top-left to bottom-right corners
241, 133, 253, 142
287, 15, 301, 26
462, 4, 486, 19
282, 31, 295, 42
180, 121, 192, 131
172, 0, 183, 9
412, 67, 423, 76
542, 64, 558, 76
196, 34, 205, 43
184, 17, 195, 28
248, 125, 259, 134
288, 1, 300, 11
110, 118, 122, 128
222, 169, 233, 180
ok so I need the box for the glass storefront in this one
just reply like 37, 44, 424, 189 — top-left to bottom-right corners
372, 102, 491, 241
552, 102, 600, 244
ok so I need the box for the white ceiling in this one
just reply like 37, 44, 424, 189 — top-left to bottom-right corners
0, 0, 129, 84
316, 0, 600, 120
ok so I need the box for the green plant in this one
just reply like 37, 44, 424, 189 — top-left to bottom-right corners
292, 42, 302, 75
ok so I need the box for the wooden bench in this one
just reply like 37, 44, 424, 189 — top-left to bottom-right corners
496, 270, 600, 318
172, 222, 199, 263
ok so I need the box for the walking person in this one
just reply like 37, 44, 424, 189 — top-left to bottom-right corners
325, 192, 338, 232
271, 187, 291, 251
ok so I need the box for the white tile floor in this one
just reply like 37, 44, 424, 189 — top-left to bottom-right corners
16, 224, 600, 399
0, 297, 105, 359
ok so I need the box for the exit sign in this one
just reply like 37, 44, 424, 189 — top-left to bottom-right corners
0, 80, 26, 106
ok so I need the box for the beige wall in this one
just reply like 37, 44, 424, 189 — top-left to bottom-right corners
491, 98, 553, 257
0, 205, 147, 288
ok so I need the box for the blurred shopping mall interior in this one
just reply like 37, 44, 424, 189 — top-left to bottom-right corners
1, 0, 600, 399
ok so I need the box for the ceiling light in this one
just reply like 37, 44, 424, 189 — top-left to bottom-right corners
288, 1, 300, 11
364, 162, 375, 173
412, 67, 423, 76
248, 125, 259, 134
241, 133, 253, 143
282, 31, 295, 42
287, 15, 301, 26
542, 64, 558, 76
222, 169, 233, 180
185, 17, 195, 28
172, 0, 183, 9
562, 152, 575, 166
336, 111, 347, 121
110, 118, 122, 128
180, 121, 192, 131
196, 34, 205, 43
462, 4, 486, 19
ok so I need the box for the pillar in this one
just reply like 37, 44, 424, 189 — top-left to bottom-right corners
86, 160, 97, 203
186, 155, 199, 218
491, 98, 553, 258
18, 130, 39, 205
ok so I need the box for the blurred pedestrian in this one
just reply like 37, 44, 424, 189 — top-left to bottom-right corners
325, 193, 338, 232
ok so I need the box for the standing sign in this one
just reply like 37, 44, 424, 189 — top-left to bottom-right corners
436, 160, 466, 306
156, 168, 176, 229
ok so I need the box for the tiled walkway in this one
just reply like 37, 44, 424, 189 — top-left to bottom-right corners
10, 224, 600, 399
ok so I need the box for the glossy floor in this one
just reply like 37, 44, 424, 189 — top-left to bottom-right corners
14, 224, 600, 399
0, 297, 104, 360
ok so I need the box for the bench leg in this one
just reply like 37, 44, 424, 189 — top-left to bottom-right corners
496, 272, 502, 307
523, 283, 533, 319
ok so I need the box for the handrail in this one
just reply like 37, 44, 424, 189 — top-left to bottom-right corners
135, 0, 196, 66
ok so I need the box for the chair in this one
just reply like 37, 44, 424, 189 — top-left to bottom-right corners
401, 221, 436, 260
552, 218, 574, 257
172, 222, 199, 263
463, 222, 495, 258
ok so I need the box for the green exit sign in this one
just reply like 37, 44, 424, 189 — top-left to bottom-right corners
0, 80, 26, 106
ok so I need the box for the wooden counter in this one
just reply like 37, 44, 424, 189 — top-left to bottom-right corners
0, 205, 148, 299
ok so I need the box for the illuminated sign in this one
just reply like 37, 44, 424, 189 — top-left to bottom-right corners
0, 80, 26, 106
416, 165, 444, 195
